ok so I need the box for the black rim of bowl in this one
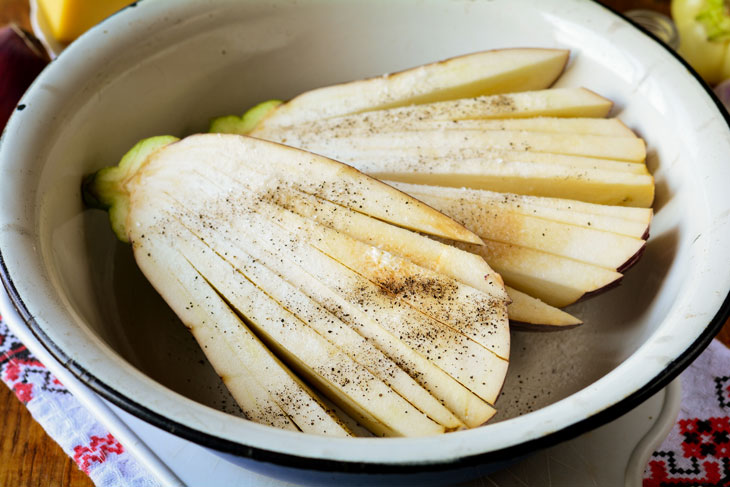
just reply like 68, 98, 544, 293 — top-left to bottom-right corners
1, 0, 729, 476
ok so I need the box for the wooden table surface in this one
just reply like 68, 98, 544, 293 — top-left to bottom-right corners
1, 0, 729, 486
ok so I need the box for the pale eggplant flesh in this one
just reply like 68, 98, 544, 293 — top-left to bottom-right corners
83, 134, 510, 436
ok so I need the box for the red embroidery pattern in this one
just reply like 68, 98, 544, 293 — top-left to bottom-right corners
73, 433, 125, 474
3, 356, 43, 403
0, 319, 70, 405
1, 356, 67, 404
644, 417, 730, 486
12, 381, 33, 403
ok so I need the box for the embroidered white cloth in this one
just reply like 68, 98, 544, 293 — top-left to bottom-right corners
0, 318, 160, 487
1, 309, 728, 486
643, 338, 730, 486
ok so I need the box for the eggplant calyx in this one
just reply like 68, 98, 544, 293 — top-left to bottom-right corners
208, 99, 282, 135
81, 135, 178, 242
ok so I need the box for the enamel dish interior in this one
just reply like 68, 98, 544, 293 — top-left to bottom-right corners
0, 0, 729, 466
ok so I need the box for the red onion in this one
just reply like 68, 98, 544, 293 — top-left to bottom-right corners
0, 24, 49, 132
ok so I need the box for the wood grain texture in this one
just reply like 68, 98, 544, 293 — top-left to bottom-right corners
0, 383, 93, 487
0, 1, 726, 486
717, 321, 730, 347
0, 0, 29, 28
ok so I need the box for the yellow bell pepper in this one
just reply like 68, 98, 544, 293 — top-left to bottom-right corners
672, 0, 730, 84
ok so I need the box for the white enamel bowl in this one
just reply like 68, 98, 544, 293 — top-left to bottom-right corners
1, 0, 729, 484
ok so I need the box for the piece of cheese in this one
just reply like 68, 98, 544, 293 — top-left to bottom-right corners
37, 0, 132, 43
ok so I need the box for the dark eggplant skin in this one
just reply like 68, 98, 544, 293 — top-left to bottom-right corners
510, 320, 582, 331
